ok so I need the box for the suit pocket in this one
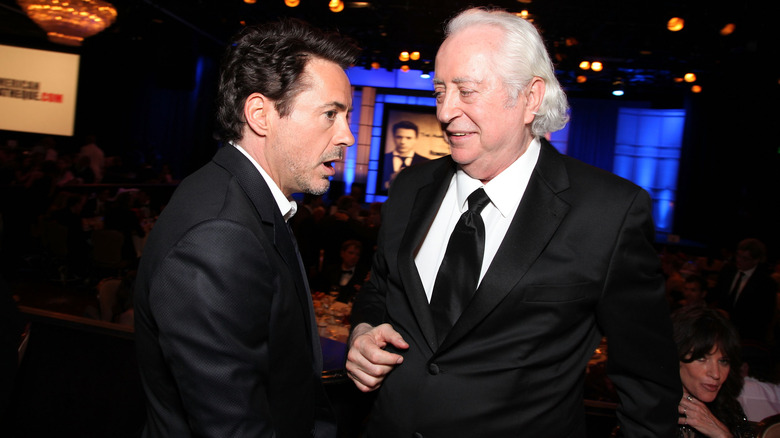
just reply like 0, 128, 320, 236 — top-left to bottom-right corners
522, 283, 590, 302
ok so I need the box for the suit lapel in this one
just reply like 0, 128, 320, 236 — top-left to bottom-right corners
213, 146, 322, 370
398, 159, 456, 351
439, 141, 571, 351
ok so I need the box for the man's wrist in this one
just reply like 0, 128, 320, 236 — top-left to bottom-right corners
348, 323, 373, 347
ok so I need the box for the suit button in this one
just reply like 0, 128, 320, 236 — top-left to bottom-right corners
428, 363, 439, 375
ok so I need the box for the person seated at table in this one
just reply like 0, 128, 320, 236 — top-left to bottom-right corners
737, 342, 780, 422
677, 274, 710, 310
313, 239, 367, 303
673, 306, 755, 437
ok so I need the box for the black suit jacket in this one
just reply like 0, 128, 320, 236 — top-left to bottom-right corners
134, 145, 334, 437
353, 139, 681, 437
714, 264, 777, 342
382, 151, 428, 190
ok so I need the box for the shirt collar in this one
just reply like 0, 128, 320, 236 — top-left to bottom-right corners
230, 142, 297, 222
454, 137, 540, 217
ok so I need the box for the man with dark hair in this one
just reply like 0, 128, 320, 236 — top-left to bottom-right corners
382, 120, 427, 190
314, 239, 368, 303
134, 18, 359, 437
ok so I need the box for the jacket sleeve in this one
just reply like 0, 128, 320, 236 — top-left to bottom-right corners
596, 189, 682, 438
149, 219, 275, 437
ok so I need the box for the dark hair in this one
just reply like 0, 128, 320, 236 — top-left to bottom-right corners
683, 274, 707, 292
737, 238, 766, 262
214, 18, 360, 143
392, 120, 419, 137
672, 306, 745, 432
340, 239, 362, 252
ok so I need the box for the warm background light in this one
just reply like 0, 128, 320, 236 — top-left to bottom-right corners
590, 61, 603, 72
400, 65, 410, 72
579, 61, 590, 70
720, 23, 735, 36
398, 51, 409, 62
691, 85, 702, 93
410, 51, 420, 61
667, 17, 684, 31
284, 0, 299, 7
329, 0, 344, 12
684, 73, 697, 82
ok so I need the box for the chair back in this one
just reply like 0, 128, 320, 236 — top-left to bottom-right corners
97, 278, 123, 322
43, 221, 69, 257
92, 229, 125, 268
757, 414, 780, 438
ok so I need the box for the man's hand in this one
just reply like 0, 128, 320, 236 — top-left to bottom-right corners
346, 323, 408, 392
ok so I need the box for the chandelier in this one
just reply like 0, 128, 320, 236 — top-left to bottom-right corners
17, 0, 118, 47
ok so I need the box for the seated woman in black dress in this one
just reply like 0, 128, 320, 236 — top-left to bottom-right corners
673, 306, 755, 437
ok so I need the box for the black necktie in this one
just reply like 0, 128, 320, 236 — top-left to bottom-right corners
731, 271, 744, 305
396, 155, 410, 171
429, 188, 491, 343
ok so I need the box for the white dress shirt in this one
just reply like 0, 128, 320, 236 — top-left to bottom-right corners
738, 376, 780, 421
415, 138, 541, 302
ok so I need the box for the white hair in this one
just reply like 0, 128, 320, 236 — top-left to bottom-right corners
445, 7, 570, 136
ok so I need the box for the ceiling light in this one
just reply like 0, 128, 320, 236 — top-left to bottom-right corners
17, 0, 117, 46
329, 0, 344, 12
590, 61, 603, 72
579, 61, 590, 70
684, 73, 697, 83
612, 79, 624, 96
410, 51, 420, 61
399, 51, 409, 62
284, 0, 299, 7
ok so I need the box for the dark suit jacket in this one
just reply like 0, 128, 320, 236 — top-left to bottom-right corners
382, 151, 427, 190
134, 145, 334, 437
313, 263, 369, 303
713, 264, 777, 343
353, 139, 681, 437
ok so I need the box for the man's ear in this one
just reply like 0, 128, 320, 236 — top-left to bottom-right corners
523, 77, 545, 125
244, 93, 271, 137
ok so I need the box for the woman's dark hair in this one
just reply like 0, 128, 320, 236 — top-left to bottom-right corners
214, 18, 360, 143
672, 306, 745, 432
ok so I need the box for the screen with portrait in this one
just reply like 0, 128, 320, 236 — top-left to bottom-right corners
378, 104, 450, 193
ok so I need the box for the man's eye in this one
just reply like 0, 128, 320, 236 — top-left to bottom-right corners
325, 111, 337, 120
